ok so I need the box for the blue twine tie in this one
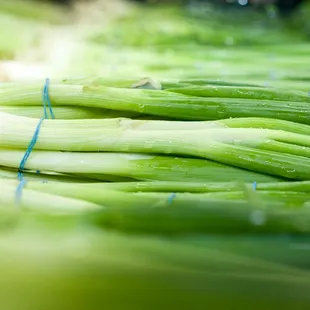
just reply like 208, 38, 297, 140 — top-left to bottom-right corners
15, 178, 27, 206
15, 79, 54, 207
252, 181, 257, 191
42, 78, 55, 119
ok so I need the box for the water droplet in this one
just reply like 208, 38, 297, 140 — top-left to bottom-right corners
217, 107, 227, 116
138, 104, 145, 112
257, 102, 267, 107
239, 155, 251, 161
286, 168, 296, 173
238, 0, 248, 6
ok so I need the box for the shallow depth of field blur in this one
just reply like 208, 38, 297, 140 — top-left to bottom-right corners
0, 0, 309, 87
0, 1, 310, 310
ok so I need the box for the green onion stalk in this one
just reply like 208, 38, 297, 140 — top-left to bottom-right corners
0, 82, 309, 123
61, 76, 266, 89
0, 180, 101, 214
0, 150, 279, 183
61, 76, 310, 103
61, 76, 310, 94
3, 176, 309, 206
0, 106, 142, 119
1, 113, 310, 179
166, 84, 310, 103
0, 166, 108, 183
90, 196, 310, 234
15, 179, 310, 194
176, 78, 310, 92
1, 178, 310, 233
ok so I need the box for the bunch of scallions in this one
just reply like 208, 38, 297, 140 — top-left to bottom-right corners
0, 76, 309, 213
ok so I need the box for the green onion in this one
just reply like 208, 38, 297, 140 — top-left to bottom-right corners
177, 79, 266, 88
0, 180, 101, 214
61, 77, 264, 89
0, 106, 142, 119
0, 167, 103, 183
0, 82, 309, 123
1, 113, 310, 179
92, 198, 310, 234
2, 178, 310, 232
0, 150, 279, 182
35, 180, 308, 193
5, 178, 309, 207
167, 84, 310, 103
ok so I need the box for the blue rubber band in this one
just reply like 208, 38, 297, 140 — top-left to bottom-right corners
168, 193, 177, 205
252, 181, 257, 191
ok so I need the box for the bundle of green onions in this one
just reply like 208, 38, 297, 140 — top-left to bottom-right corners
0, 77, 309, 218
